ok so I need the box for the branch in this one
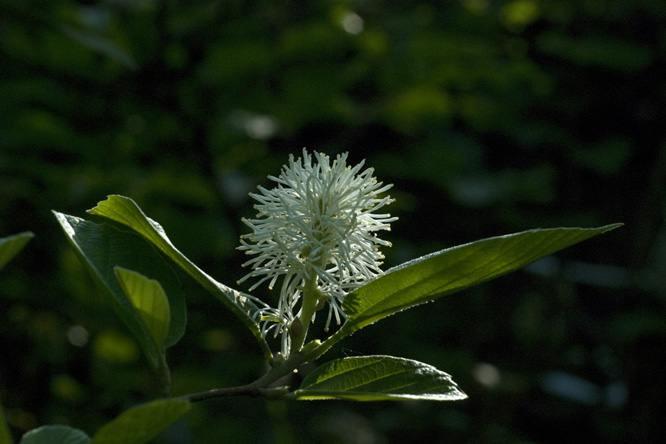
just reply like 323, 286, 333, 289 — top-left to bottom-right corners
176, 350, 309, 402
178, 384, 289, 402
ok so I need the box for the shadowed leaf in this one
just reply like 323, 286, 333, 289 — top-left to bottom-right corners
87, 195, 271, 360
0, 232, 34, 271
19, 426, 90, 444
53, 212, 184, 393
1, 399, 13, 444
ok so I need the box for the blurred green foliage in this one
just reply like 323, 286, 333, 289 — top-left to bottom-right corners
1, 0, 665, 443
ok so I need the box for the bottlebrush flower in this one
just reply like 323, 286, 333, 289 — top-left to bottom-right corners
238, 149, 396, 356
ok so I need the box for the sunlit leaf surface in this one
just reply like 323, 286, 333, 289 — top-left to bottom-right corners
115, 267, 171, 351
290, 355, 467, 401
91, 399, 190, 444
342, 225, 622, 334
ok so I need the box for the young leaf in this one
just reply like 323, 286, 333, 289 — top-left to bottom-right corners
0, 232, 34, 271
53, 212, 184, 392
19, 426, 90, 444
340, 225, 622, 337
1, 400, 13, 444
115, 267, 170, 351
289, 355, 467, 401
86, 195, 272, 360
90, 399, 190, 444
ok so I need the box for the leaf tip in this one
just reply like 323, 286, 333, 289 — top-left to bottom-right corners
603, 222, 624, 231
86, 195, 134, 214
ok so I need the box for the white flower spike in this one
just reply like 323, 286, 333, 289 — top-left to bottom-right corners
238, 149, 397, 356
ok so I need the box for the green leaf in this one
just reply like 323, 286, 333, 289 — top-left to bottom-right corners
115, 267, 171, 351
19, 426, 90, 444
341, 224, 621, 336
53, 212, 185, 392
86, 195, 271, 360
91, 399, 190, 444
0, 232, 34, 271
1, 400, 13, 444
289, 355, 467, 401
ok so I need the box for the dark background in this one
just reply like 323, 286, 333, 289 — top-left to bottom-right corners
1, 1, 665, 443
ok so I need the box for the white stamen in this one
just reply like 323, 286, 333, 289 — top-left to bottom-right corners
237, 149, 397, 356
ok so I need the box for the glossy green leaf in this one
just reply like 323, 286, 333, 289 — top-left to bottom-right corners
19, 426, 90, 444
86, 195, 271, 360
0, 232, 34, 271
1, 400, 13, 444
115, 267, 170, 351
53, 212, 185, 392
341, 224, 621, 336
289, 355, 467, 401
91, 399, 190, 444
